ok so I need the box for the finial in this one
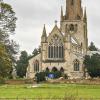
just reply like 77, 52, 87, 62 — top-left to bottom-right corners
42, 24, 47, 37
55, 20, 58, 25
44, 24, 45, 28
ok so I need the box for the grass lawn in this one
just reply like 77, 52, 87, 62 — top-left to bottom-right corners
0, 83, 100, 99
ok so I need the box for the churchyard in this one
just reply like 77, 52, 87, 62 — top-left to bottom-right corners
0, 83, 100, 99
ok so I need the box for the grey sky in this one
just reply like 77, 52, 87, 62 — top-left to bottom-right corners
4, 0, 100, 54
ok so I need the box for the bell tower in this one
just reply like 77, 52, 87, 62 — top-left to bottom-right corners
60, 0, 88, 53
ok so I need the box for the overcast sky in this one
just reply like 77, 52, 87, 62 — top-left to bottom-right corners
3, 0, 100, 54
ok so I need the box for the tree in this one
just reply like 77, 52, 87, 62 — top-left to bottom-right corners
35, 72, 46, 83
32, 47, 41, 57
0, 1, 18, 79
84, 54, 100, 77
16, 51, 28, 78
0, 43, 12, 78
89, 42, 98, 51
0, 1, 18, 61
0, 2, 17, 34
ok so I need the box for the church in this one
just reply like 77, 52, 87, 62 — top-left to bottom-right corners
26, 0, 88, 79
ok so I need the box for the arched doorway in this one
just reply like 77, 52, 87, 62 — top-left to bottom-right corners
52, 67, 58, 72
60, 67, 64, 73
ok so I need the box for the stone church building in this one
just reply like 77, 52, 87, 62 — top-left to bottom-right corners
26, 0, 88, 79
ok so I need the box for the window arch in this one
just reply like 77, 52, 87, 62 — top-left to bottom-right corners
60, 67, 64, 73
69, 24, 74, 32
46, 67, 50, 72
34, 60, 39, 72
52, 67, 58, 72
73, 59, 80, 71
48, 35, 64, 59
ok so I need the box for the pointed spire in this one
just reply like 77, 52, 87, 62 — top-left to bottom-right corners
41, 24, 47, 43
42, 24, 47, 37
84, 7, 87, 22
65, 0, 82, 20
55, 20, 58, 26
60, 6, 63, 21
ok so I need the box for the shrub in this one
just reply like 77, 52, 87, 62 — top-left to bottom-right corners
35, 72, 46, 83
63, 74, 68, 79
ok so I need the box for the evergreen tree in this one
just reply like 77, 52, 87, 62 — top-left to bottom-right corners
89, 42, 98, 51
32, 47, 41, 57
16, 51, 28, 78
84, 54, 100, 77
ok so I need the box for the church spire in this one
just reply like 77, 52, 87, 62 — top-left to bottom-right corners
41, 24, 47, 42
65, 0, 82, 20
42, 24, 47, 37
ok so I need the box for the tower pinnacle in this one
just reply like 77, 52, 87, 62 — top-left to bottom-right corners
42, 24, 47, 37
41, 24, 47, 43
60, 6, 63, 21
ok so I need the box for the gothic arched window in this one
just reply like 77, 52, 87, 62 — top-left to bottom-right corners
52, 67, 58, 72
46, 67, 49, 71
69, 24, 74, 32
60, 67, 64, 73
74, 59, 80, 71
48, 35, 64, 59
34, 60, 39, 72
48, 46, 51, 58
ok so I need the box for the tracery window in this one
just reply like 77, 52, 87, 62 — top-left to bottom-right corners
74, 59, 80, 71
48, 34, 64, 59
34, 60, 39, 72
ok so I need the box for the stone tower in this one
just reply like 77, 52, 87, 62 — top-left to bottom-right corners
41, 25, 48, 61
60, 0, 88, 54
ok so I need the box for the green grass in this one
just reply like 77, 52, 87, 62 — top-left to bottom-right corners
0, 84, 100, 99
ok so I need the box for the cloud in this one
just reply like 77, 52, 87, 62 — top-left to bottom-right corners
4, 0, 100, 54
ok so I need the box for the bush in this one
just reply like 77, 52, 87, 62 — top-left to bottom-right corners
63, 74, 68, 79
35, 72, 46, 83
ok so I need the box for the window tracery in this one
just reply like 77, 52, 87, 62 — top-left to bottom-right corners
48, 34, 64, 59
34, 60, 39, 72
73, 59, 80, 71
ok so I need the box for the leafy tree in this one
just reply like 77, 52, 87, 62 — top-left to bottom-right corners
0, 2, 17, 33
16, 51, 28, 78
84, 54, 100, 77
0, 43, 12, 78
0, 1, 18, 62
0, 1, 18, 79
89, 42, 98, 51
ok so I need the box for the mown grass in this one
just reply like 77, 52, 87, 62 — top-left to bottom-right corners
0, 84, 100, 99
